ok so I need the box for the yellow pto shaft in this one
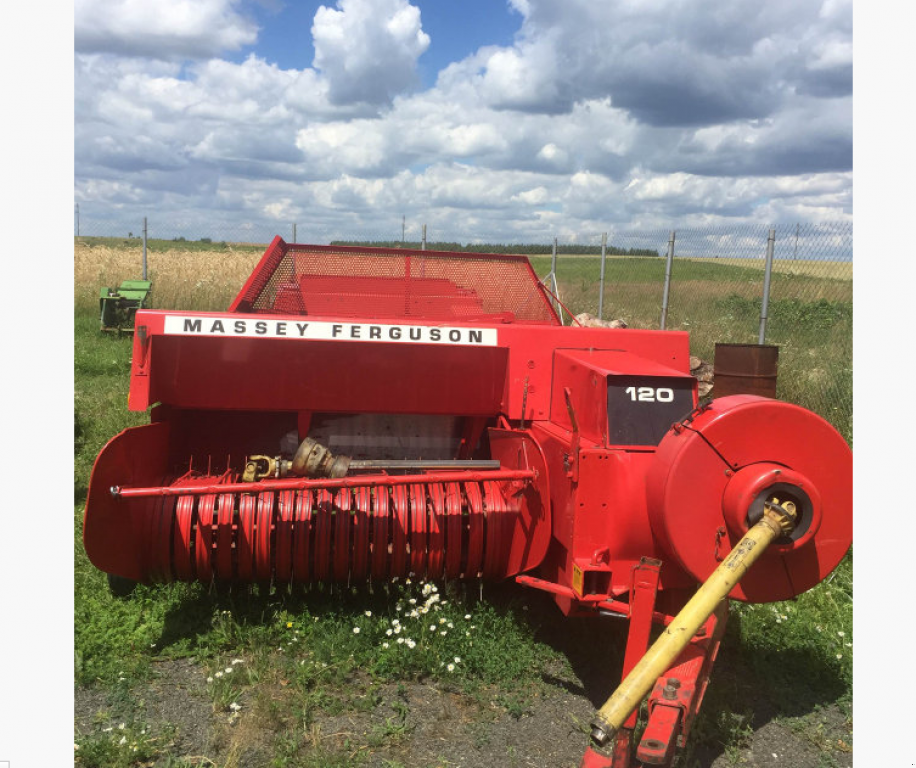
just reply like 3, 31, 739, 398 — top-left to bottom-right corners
589, 499, 797, 748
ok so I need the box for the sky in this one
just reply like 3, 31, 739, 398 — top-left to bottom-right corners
72, 0, 854, 244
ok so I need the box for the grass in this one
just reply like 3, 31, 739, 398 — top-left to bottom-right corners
74, 243, 853, 766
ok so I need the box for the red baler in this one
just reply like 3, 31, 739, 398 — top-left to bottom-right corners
83, 238, 852, 767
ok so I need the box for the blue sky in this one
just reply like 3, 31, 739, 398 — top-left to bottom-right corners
72, 0, 853, 244
233, 0, 522, 87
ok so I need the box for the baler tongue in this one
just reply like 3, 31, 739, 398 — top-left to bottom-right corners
585, 497, 798, 765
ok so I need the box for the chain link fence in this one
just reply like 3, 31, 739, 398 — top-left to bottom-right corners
74, 215, 851, 443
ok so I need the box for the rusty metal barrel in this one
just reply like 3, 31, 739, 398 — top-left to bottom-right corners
713, 343, 779, 399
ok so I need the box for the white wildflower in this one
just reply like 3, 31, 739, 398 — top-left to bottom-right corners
364, 610, 372, 617
447, 663, 455, 672
353, 627, 361, 634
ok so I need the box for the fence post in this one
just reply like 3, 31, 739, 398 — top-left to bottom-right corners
142, 217, 148, 281
598, 232, 608, 320
422, 224, 427, 250
660, 231, 675, 329
758, 228, 776, 344
551, 238, 562, 325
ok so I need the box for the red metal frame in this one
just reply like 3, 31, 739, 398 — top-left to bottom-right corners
83, 239, 854, 768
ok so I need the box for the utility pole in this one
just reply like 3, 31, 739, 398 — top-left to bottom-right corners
402, 215, 406, 243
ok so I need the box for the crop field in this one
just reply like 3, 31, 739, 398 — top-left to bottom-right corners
74, 238, 852, 767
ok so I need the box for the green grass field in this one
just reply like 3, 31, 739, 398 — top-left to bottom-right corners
74, 246, 852, 767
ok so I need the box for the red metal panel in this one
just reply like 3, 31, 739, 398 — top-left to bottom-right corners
482, 481, 504, 579
371, 487, 390, 580
275, 490, 295, 582
487, 429, 552, 577
647, 395, 853, 602
409, 483, 427, 576
229, 239, 559, 325
333, 489, 352, 582
426, 483, 445, 579
293, 491, 312, 582
237, 494, 256, 582
151, 496, 174, 583
444, 482, 463, 580
313, 490, 332, 581
127, 309, 691, 421
195, 494, 216, 583
255, 492, 274, 581
215, 493, 235, 580
465, 482, 484, 578
351, 487, 371, 580
173, 495, 195, 581
390, 486, 409, 578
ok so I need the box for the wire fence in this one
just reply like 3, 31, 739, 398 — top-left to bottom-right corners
74, 216, 852, 443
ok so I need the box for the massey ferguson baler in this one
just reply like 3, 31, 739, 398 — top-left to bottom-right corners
83, 238, 852, 768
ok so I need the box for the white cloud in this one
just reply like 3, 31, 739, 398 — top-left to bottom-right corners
74, 0, 257, 59
73, 0, 852, 241
312, 0, 430, 106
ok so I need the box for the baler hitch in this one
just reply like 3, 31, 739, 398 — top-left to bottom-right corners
585, 497, 798, 765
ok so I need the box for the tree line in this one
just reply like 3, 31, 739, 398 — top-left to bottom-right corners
329, 240, 659, 257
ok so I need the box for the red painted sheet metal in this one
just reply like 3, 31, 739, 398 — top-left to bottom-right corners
333, 489, 352, 582
371, 487, 390, 580
647, 395, 853, 602
409, 483, 427, 576
293, 491, 312, 582
390, 485, 409, 578
426, 483, 446, 579
352, 487, 371, 580
215, 494, 234, 580
127, 309, 690, 420
229, 239, 560, 325
196, 493, 216, 583
444, 482, 463, 580
237, 494, 256, 581
255, 492, 274, 581
275, 490, 295, 582
313, 490, 332, 581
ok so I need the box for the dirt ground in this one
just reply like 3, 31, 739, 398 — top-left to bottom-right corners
75, 653, 852, 768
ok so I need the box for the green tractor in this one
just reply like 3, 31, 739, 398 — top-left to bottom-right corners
99, 279, 153, 335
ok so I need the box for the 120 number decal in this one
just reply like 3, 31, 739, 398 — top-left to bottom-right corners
625, 386, 674, 402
